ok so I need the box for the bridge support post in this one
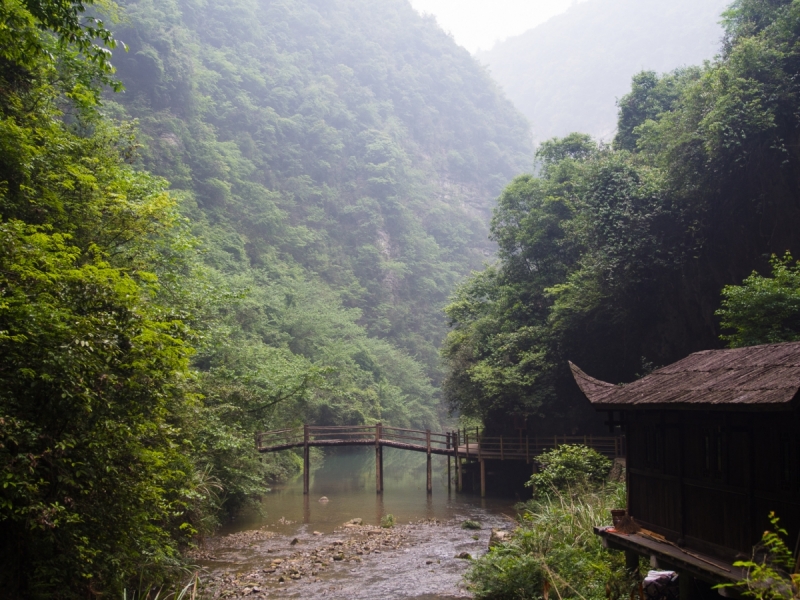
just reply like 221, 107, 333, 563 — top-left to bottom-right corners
303, 424, 310, 495
375, 422, 383, 494
480, 458, 486, 498
426, 429, 432, 494
456, 431, 462, 492
446, 432, 451, 493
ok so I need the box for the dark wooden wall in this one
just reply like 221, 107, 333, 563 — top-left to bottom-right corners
625, 408, 800, 559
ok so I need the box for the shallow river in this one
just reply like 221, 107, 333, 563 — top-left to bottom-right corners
197, 447, 519, 599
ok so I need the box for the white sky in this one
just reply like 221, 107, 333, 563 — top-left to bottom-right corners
408, 0, 586, 53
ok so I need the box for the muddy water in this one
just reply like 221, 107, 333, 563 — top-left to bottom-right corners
197, 447, 519, 599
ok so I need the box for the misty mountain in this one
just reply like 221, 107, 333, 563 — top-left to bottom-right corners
478, 0, 730, 143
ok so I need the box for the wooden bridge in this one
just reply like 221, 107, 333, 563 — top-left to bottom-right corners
256, 424, 625, 497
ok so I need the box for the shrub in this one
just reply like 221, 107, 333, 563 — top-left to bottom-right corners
380, 514, 395, 528
467, 483, 635, 600
717, 512, 800, 600
529, 444, 612, 496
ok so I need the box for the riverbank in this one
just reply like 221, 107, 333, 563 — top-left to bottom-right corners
192, 515, 511, 599
187, 448, 519, 598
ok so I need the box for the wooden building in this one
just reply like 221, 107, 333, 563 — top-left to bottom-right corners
571, 342, 800, 588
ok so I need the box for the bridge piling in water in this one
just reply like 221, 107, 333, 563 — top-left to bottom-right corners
425, 430, 432, 494
303, 424, 310, 495
455, 431, 462, 492
375, 422, 383, 494
446, 432, 451, 493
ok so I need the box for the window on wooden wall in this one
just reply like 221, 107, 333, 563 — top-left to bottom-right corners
702, 427, 725, 480
779, 432, 796, 491
664, 426, 681, 476
645, 426, 664, 470
727, 429, 750, 487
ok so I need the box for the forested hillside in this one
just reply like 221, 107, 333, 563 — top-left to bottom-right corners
478, 0, 729, 142
0, 0, 532, 594
108, 0, 532, 427
444, 0, 800, 434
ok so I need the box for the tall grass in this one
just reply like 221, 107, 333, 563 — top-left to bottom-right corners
123, 571, 201, 600
467, 483, 635, 600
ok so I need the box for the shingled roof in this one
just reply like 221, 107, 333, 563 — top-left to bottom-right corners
570, 341, 800, 410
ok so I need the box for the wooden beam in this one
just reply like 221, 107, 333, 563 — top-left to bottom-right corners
426, 429, 432, 494
446, 432, 451, 493
456, 431, 462, 492
303, 424, 310, 495
376, 422, 383, 494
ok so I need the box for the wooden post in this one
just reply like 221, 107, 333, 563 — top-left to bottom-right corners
465, 432, 470, 459
500, 435, 504, 461
446, 432, 451, 493
426, 429, 432, 494
480, 458, 486, 497
625, 550, 640, 577
456, 431, 462, 492
375, 422, 383, 493
477, 428, 482, 461
303, 424, 310, 495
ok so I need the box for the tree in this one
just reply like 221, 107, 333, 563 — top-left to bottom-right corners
443, 0, 800, 435
717, 253, 800, 348
0, 0, 214, 594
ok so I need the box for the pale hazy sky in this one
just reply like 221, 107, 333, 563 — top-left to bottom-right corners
408, 0, 588, 53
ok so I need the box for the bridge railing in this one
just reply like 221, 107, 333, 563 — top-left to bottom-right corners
381, 426, 450, 452
255, 424, 625, 459
306, 425, 375, 442
457, 433, 624, 459
255, 427, 304, 449
255, 425, 455, 452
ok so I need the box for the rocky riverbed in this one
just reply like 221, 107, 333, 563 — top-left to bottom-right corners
190, 514, 512, 599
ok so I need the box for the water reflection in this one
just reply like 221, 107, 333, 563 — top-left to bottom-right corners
223, 446, 514, 536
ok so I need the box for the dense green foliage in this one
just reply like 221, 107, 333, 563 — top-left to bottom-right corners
0, 0, 533, 594
467, 483, 630, 600
528, 444, 612, 496
0, 0, 207, 593
444, 0, 800, 432
717, 253, 800, 347
717, 513, 800, 600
